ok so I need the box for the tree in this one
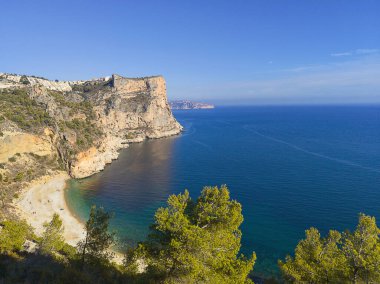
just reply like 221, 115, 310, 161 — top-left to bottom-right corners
342, 214, 380, 283
39, 213, 65, 255
77, 205, 115, 269
279, 228, 346, 283
132, 185, 256, 283
279, 214, 380, 283
0, 219, 32, 253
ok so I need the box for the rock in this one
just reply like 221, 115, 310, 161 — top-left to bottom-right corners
0, 132, 54, 164
0, 72, 183, 179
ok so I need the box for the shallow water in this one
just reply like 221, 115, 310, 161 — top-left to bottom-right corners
66, 106, 380, 277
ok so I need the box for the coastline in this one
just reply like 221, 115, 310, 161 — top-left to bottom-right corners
13, 172, 85, 246
13, 171, 125, 264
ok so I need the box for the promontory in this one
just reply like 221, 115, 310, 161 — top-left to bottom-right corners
0, 73, 182, 215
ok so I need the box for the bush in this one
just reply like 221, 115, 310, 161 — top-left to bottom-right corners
0, 219, 32, 253
8, 157, 16, 163
13, 172, 24, 182
0, 89, 54, 130
20, 75, 30, 85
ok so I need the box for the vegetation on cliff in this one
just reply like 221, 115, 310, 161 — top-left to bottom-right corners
0, 88, 54, 131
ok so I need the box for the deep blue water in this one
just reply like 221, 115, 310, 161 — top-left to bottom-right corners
66, 106, 380, 278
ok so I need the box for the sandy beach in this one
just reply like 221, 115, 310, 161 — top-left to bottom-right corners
14, 171, 86, 246
13, 171, 125, 264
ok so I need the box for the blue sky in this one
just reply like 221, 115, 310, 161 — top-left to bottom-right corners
1, 0, 379, 104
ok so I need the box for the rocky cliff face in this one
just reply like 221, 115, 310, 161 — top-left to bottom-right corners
0, 73, 182, 189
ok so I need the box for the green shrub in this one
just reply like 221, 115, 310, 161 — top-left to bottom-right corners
125, 133, 135, 139
14, 172, 24, 182
0, 173, 2, 182
20, 75, 30, 85
0, 219, 32, 253
8, 157, 16, 163
0, 89, 54, 130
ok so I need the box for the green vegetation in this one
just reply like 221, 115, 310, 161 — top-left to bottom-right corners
39, 213, 65, 255
0, 88, 54, 130
48, 90, 96, 120
0, 185, 379, 283
125, 132, 136, 139
20, 75, 30, 85
78, 205, 115, 269
279, 213, 380, 283
0, 219, 32, 254
8, 156, 16, 163
59, 118, 103, 151
126, 185, 256, 283
71, 80, 111, 94
13, 172, 24, 182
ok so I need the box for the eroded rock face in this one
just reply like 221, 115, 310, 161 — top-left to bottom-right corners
68, 75, 182, 178
0, 73, 182, 179
0, 131, 54, 164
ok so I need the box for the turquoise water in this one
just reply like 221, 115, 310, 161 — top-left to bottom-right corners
66, 106, 380, 278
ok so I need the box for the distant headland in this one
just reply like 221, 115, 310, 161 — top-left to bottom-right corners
169, 100, 215, 110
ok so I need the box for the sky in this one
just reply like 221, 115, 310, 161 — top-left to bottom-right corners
1, 0, 379, 105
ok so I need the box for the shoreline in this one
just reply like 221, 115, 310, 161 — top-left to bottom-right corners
13, 171, 124, 264
13, 171, 86, 246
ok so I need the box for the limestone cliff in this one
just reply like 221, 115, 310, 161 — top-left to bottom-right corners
0, 72, 182, 200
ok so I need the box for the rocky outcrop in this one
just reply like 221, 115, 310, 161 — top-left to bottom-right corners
0, 131, 54, 164
0, 72, 182, 179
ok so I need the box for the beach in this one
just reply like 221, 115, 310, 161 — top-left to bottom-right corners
13, 171, 125, 264
14, 172, 85, 246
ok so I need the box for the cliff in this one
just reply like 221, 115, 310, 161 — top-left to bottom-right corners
0, 72, 182, 208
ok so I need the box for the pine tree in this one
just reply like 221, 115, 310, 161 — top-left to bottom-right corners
279, 214, 380, 283
342, 214, 380, 283
77, 205, 115, 269
133, 185, 256, 283
39, 213, 65, 255
279, 228, 346, 283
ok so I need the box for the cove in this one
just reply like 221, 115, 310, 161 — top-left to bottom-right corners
66, 106, 380, 278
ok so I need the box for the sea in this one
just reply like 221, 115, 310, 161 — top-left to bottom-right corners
66, 106, 380, 278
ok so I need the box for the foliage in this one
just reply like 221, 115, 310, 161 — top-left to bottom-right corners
39, 213, 65, 255
342, 214, 380, 283
279, 213, 380, 283
132, 185, 256, 283
0, 219, 32, 253
8, 156, 16, 163
48, 90, 96, 120
77, 205, 115, 268
61, 118, 103, 151
13, 172, 24, 182
0, 88, 54, 130
20, 75, 30, 85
